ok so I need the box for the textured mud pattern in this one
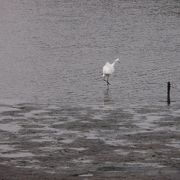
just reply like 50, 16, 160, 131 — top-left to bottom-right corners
0, 103, 179, 179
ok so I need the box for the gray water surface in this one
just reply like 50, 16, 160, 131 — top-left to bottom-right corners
0, 1, 180, 177
0, 0, 180, 107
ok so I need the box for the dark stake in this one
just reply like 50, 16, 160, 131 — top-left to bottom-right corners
167, 81, 171, 105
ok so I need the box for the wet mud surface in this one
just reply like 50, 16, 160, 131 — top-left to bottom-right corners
0, 103, 179, 179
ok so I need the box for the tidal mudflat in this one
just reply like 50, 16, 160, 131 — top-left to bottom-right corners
0, 102, 179, 179
0, 0, 180, 179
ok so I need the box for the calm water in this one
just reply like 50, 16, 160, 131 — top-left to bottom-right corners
0, 0, 180, 107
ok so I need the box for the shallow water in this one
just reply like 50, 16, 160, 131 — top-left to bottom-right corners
0, 0, 180, 107
0, 103, 179, 176
0, 0, 180, 177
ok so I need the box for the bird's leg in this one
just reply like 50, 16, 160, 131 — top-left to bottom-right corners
107, 81, 110, 85
103, 75, 110, 86
103, 76, 109, 85
107, 76, 111, 85
103, 76, 107, 82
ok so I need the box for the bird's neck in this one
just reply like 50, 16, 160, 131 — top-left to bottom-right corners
112, 61, 117, 67
112, 59, 119, 66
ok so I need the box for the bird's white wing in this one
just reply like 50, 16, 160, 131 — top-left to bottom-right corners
103, 62, 114, 75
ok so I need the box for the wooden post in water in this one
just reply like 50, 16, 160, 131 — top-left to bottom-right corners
167, 81, 171, 105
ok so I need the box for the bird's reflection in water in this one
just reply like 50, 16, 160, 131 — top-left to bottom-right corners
103, 87, 114, 107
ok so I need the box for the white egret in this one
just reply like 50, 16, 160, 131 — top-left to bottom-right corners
102, 58, 120, 86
